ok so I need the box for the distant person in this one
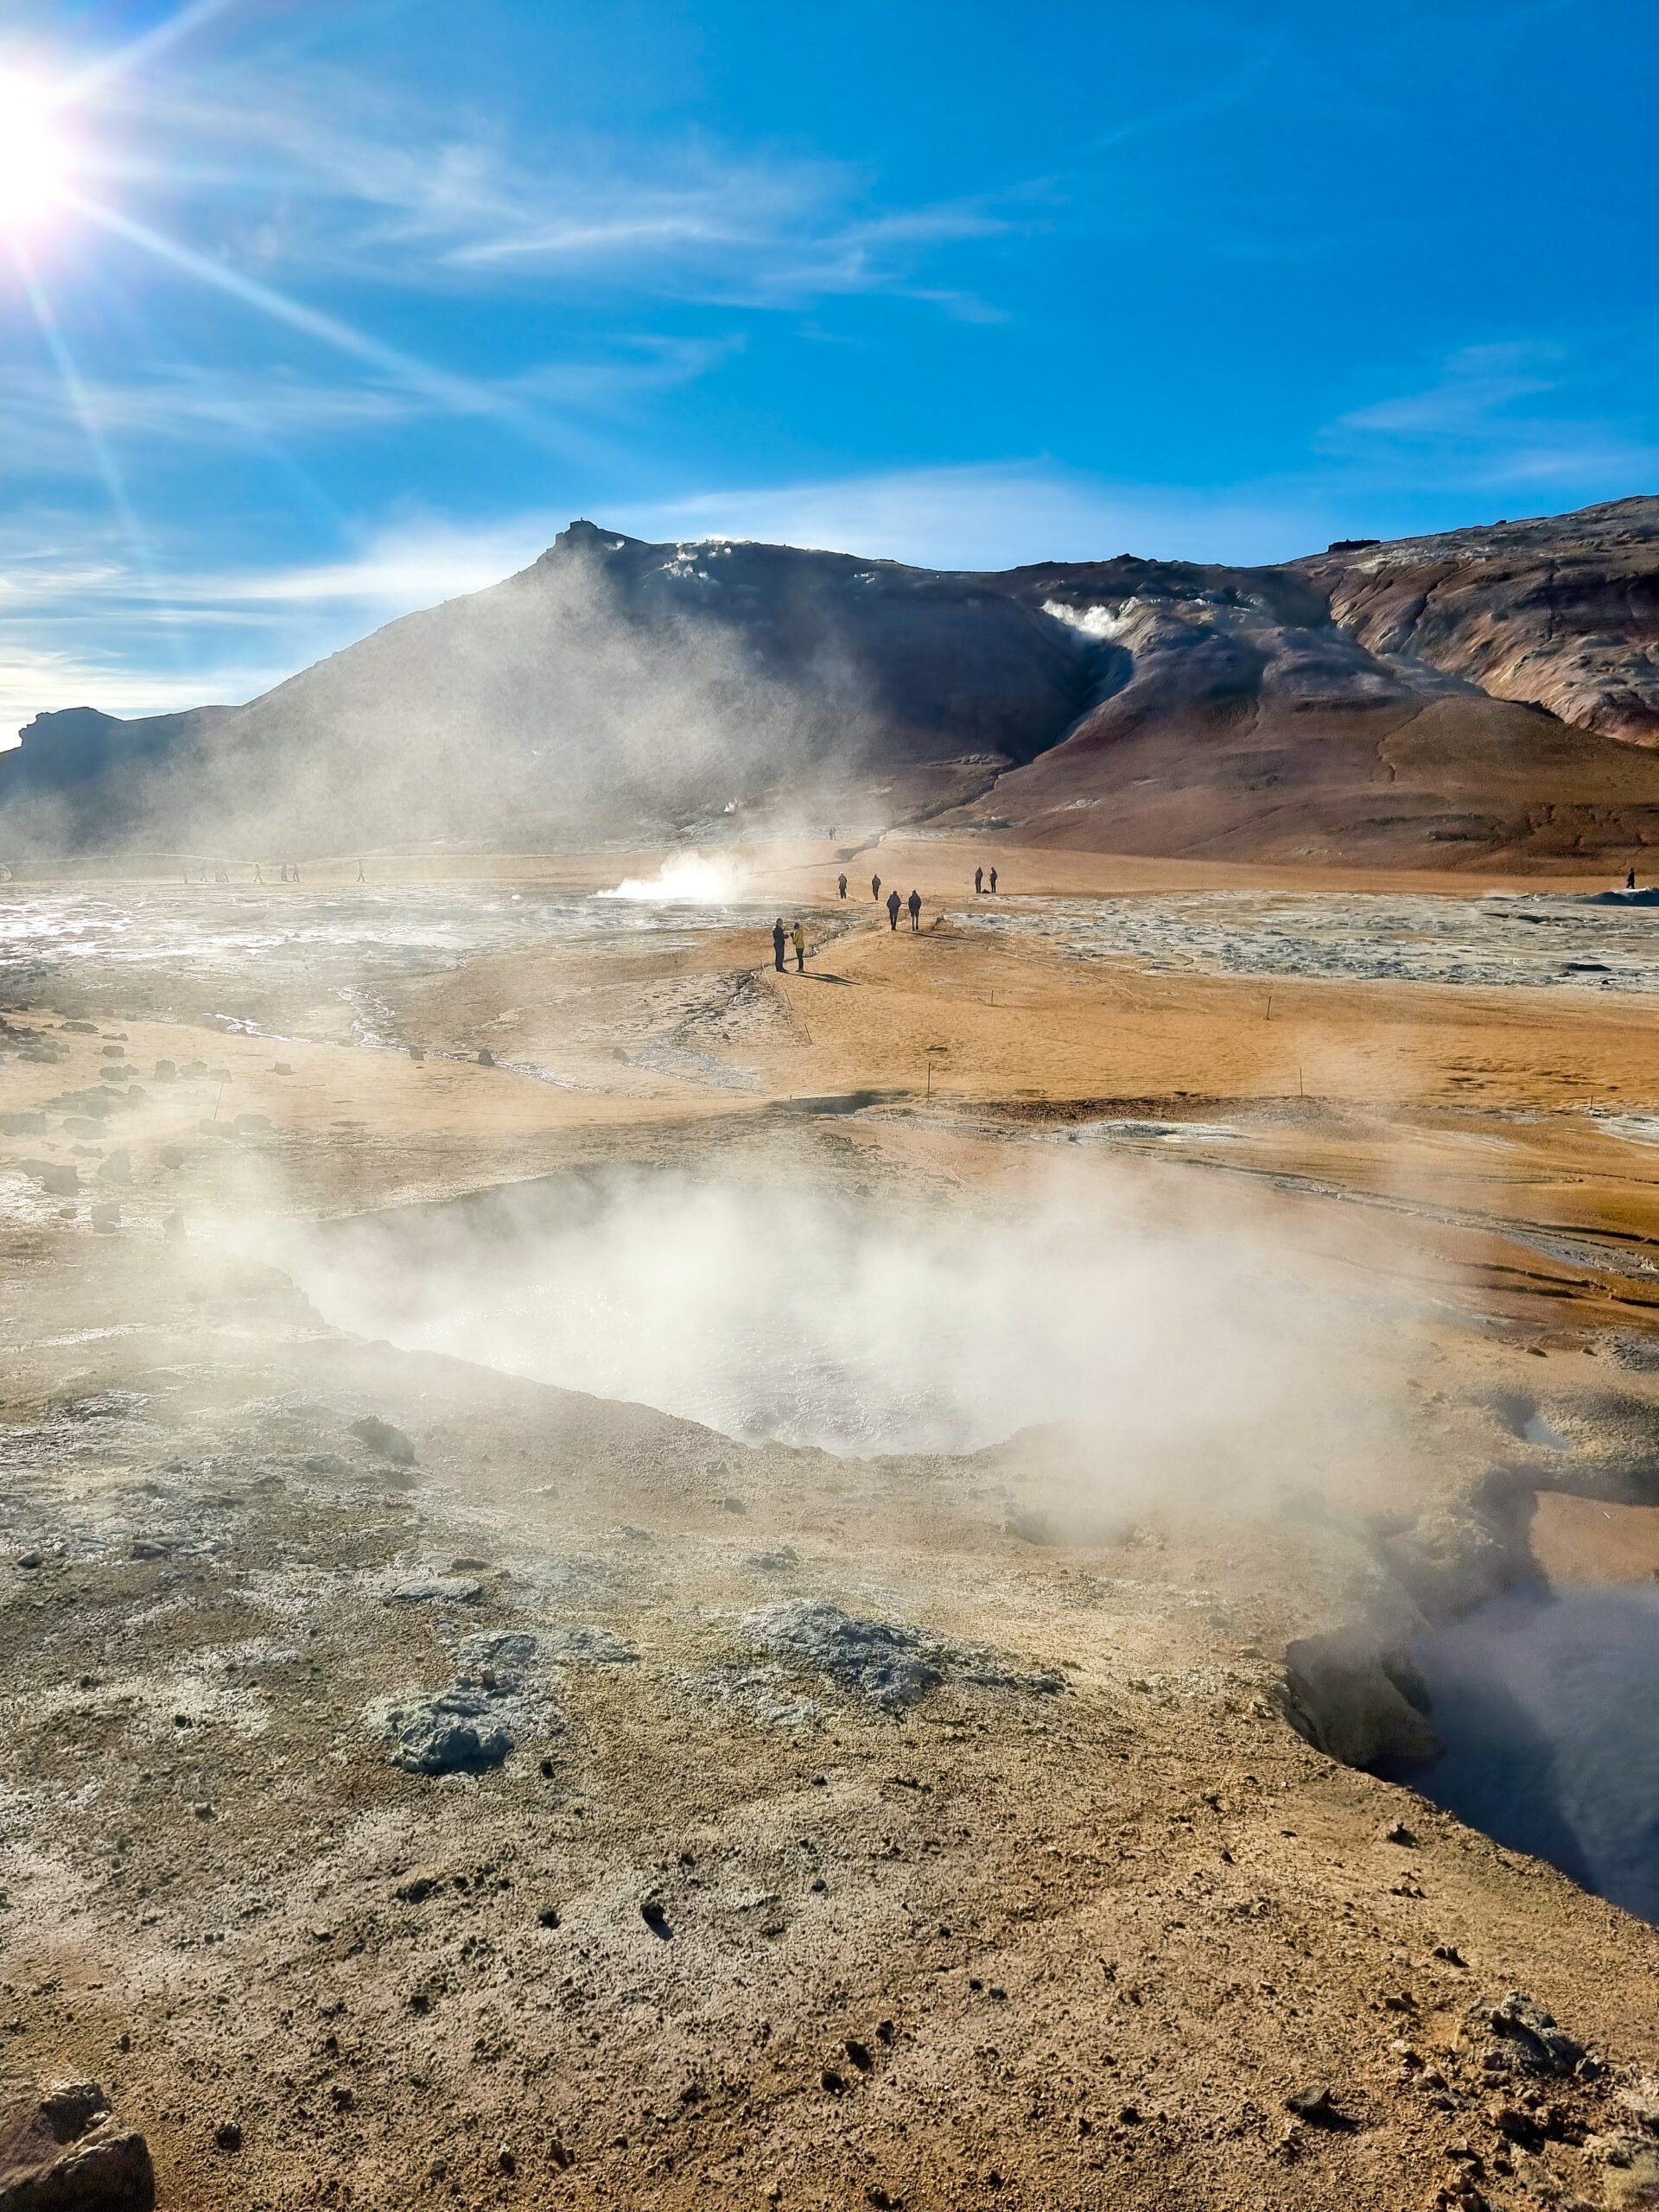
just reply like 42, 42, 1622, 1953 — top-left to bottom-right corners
907, 889, 921, 931
872, 874, 881, 901
887, 888, 901, 931
357, 857, 366, 883
837, 873, 848, 899
792, 922, 805, 972
772, 917, 786, 973
252, 863, 262, 884
1629, 867, 1638, 890
975, 866, 983, 894
988, 866, 998, 893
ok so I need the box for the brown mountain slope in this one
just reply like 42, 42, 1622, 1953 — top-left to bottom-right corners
4, 500, 1658, 868
1297, 495, 1659, 746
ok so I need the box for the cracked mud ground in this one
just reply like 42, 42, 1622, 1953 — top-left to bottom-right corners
5, 846, 1659, 2211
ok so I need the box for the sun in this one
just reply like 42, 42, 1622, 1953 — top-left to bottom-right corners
0, 73, 73, 234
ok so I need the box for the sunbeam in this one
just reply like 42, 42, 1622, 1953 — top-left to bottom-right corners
10, 239, 190, 673
61, 188, 608, 466
51, 0, 245, 113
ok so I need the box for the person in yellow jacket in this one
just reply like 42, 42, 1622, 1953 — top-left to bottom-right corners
791, 922, 805, 973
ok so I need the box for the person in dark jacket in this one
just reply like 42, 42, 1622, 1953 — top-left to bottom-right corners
772, 918, 786, 972
837, 873, 848, 899
907, 889, 921, 931
988, 866, 998, 893
975, 866, 983, 893
872, 874, 881, 900
887, 888, 901, 931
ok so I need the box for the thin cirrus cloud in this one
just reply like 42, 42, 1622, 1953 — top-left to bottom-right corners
1318, 343, 1659, 490
123, 63, 1014, 310
5, 336, 741, 479
0, 507, 567, 728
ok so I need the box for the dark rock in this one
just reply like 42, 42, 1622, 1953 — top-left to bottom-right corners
537, 1907, 560, 1929
351, 1415, 416, 1465
21, 1163, 78, 1198
1465, 1992, 1584, 2075
386, 1576, 480, 1605
477, 1048, 495, 1067
0, 2077, 153, 2212
374, 1689, 513, 1774
16, 1554, 40, 1572
741, 1599, 943, 1709
821, 2069, 846, 2095
640, 1897, 671, 1934
1285, 2086, 1332, 2120
35, 2083, 110, 2143
845, 2039, 873, 2072
213, 2120, 242, 2152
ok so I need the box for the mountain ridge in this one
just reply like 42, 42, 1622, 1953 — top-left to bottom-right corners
6, 496, 1658, 868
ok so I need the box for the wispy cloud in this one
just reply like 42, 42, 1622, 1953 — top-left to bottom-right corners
0, 506, 565, 728
4, 335, 740, 480
96, 58, 1016, 315
1319, 341, 1659, 488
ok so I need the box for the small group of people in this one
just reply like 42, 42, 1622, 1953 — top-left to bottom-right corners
974, 864, 998, 893
772, 917, 806, 972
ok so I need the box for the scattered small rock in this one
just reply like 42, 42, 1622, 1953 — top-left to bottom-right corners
1285, 2086, 1332, 2120
213, 2119, 243, 2152
351, 1415, 416, 1465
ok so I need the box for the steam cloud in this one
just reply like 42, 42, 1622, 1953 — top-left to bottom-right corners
258, 1160, 1395, 1487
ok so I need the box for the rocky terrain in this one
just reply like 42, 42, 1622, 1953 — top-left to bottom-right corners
5, 499, 1659, 870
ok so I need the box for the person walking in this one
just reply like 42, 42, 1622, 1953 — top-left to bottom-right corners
791, 922, 805, 973
988, 866, 997, 893
907, 889, 921, 931
837, 873, 848, 899
974, 866, 983, 894
772, 917, 787, 973
1629, 867, 1638, 890
872, 873, 881, 901
887, 888, 901, 931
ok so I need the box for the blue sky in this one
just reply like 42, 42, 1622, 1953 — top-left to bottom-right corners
2, 0, 1655, 724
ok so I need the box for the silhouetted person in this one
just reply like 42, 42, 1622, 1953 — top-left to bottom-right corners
872, 874, 881, 900
887, 888, 901, 931
837, 873, 848, 899
975, 866, 983, 894
792, 922, 805, 972
907, 889, 921, 931
1629, 867, 1638, 890
252, 863, 262, 884
357, 857, 365, 883
988, 867, 998, 893
772, 917, 786, 972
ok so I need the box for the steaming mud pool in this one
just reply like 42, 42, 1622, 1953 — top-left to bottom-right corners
1390, 1582, 1659, 1923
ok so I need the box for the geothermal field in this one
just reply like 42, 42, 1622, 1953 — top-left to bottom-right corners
3, 825, 1659, 2211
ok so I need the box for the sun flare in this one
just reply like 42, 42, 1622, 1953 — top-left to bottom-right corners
0, 73, 73, 233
